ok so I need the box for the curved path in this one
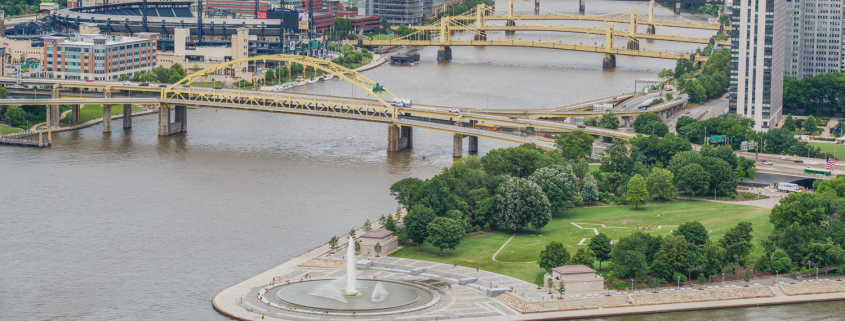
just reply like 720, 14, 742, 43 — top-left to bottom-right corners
491, 234, 536, 264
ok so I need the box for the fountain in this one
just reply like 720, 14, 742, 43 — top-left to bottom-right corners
270, 234, 439, 314
342, 235, 358, 296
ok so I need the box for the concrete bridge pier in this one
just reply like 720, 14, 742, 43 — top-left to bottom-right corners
526, 126, 535, 135
468, 120, 478, 154
123, 104, 132, 129
674, 2, 681, 15
535, 0, 540, 14
474, 31, 487, 41
387, 124, 413, 151
71, 104, 80, 125
646, 24, 655, 34
453, 134, 464, 158
602, 54, 616, 68
158, 106, 188, 136
47, 88, 60, 129
102, 105, 112, 133
437, 46, 452, 61
579, 0, 585, 13
626, 39, 639, 50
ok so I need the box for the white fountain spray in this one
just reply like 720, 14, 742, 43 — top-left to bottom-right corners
343, 235, 359, 296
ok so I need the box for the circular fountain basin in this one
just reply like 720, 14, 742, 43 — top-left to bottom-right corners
274, 279, 429, 312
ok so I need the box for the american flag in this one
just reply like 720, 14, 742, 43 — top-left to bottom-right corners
826, 156, 837, 170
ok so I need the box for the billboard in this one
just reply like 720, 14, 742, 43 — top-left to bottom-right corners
298, 12, 309, 29
256, 11, 267, 19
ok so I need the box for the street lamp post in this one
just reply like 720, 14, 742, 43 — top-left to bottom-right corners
721, 273, 724, 287
808, 147, 812, 163
630, 279, 634, 292
677, 276, 681, 290
776, 271, 779, 285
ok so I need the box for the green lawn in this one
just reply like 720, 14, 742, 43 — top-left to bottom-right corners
390, 201, 772, 285
589, 164, 600, 172
60, 105, 143, 124
0, 124, 23, 134
810, 142, 844, 160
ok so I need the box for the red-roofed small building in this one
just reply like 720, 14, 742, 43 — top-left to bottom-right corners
358, 228, 398, 257
544, 265, 604, 295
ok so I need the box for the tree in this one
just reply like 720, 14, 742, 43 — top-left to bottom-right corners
804, 115, 818, 132
264, 69, 275, 82
646, 168, 677, 201
405, 204, 436, 250
632, 112, 663, 135
568, 247, 596, 268
581, 174, 600, 205
783, 114, 797, 132
599, 111, 620, 130
374, 242, 382, 257
789, 270, 798, 283
735, 156, 756, 183
720, 221, 754, 266
662, 235, 692, 275
349, 229, 356, 239
380, 17, 390, 31
626, 174, 649, 209
555, 130, 595, 160
0, 87, 8, 99
674, 58, 696, 79
528, 166, 580, 211
539, 241, 571, 273
754, 252, 771, 272
118, 74, 130, 81
611, 232, 659, 277
390, 177, 423, 208
584, 117, 598, 126
743, 268, 752, 286
589, 233, 612, 271
363, 219, 372, 232
329, 236, 339, 252
4, 106, 27, 128
769, 193, 829, 231
676, 164, 710, 196
547, 278, 555, 294
700, 240, 727, 278
384, 215, 398, 232
677, 221, 708, 246
697, 273, 706, 289
426, 217, 464, 255
354, 240, 361, 252
658, 68, 674, 79
572, 158, 589, 181
557, 279, 566, 297
494, 177, 552, 231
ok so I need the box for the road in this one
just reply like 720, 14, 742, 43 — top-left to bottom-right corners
617, 91, 668, 111
669, 94, 729, 132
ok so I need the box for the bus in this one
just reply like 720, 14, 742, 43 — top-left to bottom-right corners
474, 123, 503, 131
778, 183, 801, 193
804, 168, 833, 176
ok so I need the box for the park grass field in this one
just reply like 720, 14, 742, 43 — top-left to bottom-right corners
0, 124, 23, 134
60, 104, 142, 124
809, 142, 844, 160
390, 200, 772, 285
588, 164, 600, 172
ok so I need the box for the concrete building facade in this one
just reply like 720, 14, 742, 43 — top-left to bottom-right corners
357, 228, 399, 257
364, 0, 427, 25
729, 0, 785, 131
784, 0, 844, 79
543, 265, 604, 295
43, 33, 159, 80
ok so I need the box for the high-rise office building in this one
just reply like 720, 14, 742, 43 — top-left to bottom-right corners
784, 0, 844, 79
729, 0, 785, 131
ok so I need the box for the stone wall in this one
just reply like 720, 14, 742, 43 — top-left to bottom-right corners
543, 274, 605, 294
297, 258, 345, 269
497, 292, 629, 313
780, 281, 845, 295
632, 286, 775, 305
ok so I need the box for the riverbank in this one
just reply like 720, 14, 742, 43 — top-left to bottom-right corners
8, 109, 159, 138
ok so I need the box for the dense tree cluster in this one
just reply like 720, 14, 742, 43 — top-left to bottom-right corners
783, 72, 845, 115
127, 64, 187, 84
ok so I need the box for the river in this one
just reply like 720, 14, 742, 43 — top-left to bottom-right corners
3, 1, 837, 320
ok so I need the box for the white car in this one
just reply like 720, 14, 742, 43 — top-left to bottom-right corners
448, 108, 460, 113
762, 160, 773, 165
781, 156, 791, 161
123, 81, 131, 86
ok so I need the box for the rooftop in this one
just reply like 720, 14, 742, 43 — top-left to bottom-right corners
551, 265, 596, 275
360, 228, 393, 239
